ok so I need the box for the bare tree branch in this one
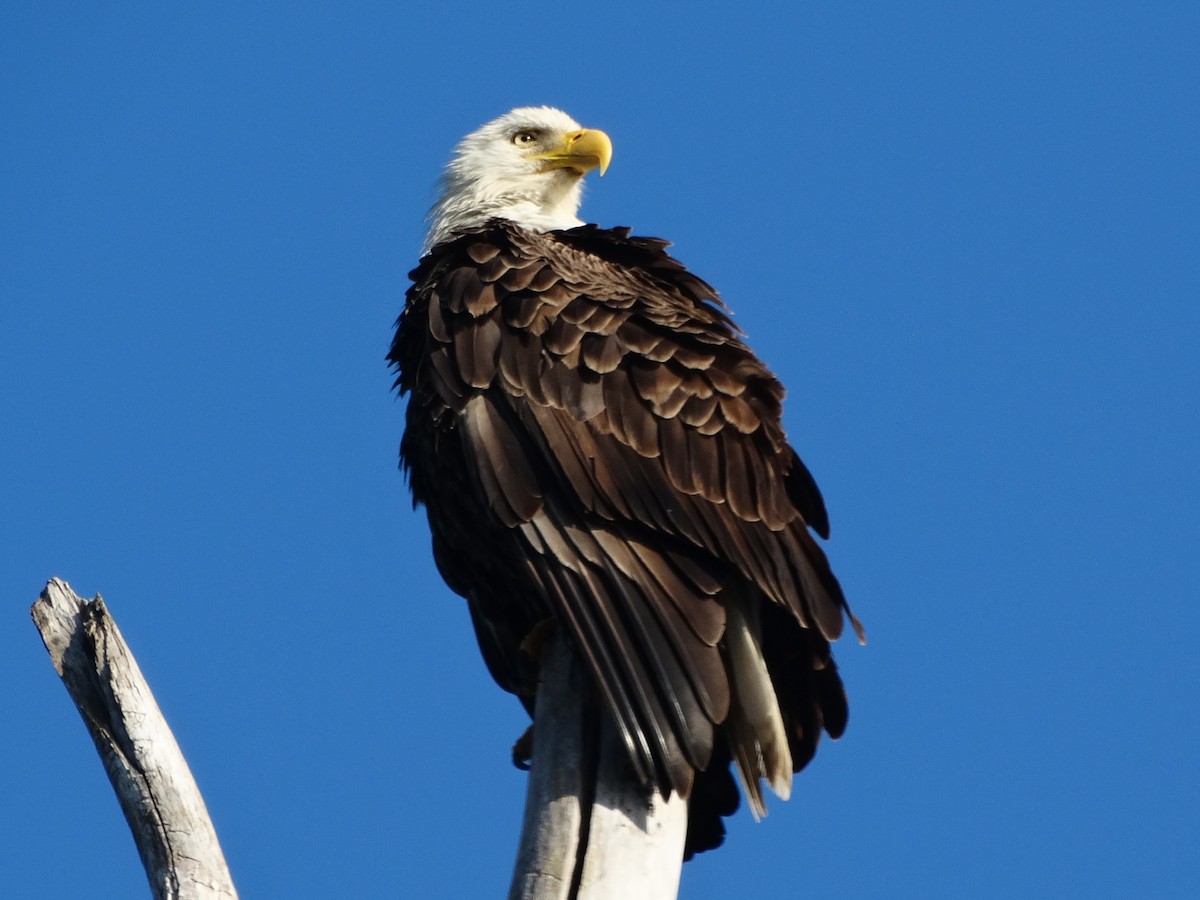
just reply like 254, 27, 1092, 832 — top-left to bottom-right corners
31, 578, 238, 900
509, 632, 687, 900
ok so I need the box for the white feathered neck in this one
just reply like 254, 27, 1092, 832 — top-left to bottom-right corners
423, 107, 592, 253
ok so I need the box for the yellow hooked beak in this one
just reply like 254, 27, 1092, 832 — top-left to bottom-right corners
533, 128, 613, 176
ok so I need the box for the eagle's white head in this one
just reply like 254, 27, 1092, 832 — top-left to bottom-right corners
424, 106, 613, 253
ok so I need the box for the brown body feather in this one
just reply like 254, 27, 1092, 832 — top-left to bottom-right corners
391, 220, 855, 856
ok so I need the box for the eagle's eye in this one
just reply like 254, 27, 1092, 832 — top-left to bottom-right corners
511, 130, 538, 146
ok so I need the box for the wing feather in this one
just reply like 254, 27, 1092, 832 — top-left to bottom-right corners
391, 221, 854, 807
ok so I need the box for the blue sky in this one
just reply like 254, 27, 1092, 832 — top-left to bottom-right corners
3, 3, 1197, 897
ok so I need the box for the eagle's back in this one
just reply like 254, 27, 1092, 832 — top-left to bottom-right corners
390, 221, 851, 855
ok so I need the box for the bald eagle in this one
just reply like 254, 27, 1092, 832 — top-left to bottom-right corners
390, 107, 860, 856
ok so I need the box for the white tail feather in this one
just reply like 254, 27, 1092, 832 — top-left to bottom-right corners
724, 596, 792, 820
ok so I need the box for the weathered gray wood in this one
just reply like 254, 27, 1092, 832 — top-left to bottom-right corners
508, 632, 687, 900
31, 578, 238, 900
576, 718, 687, 899
508, 634, 589, 900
